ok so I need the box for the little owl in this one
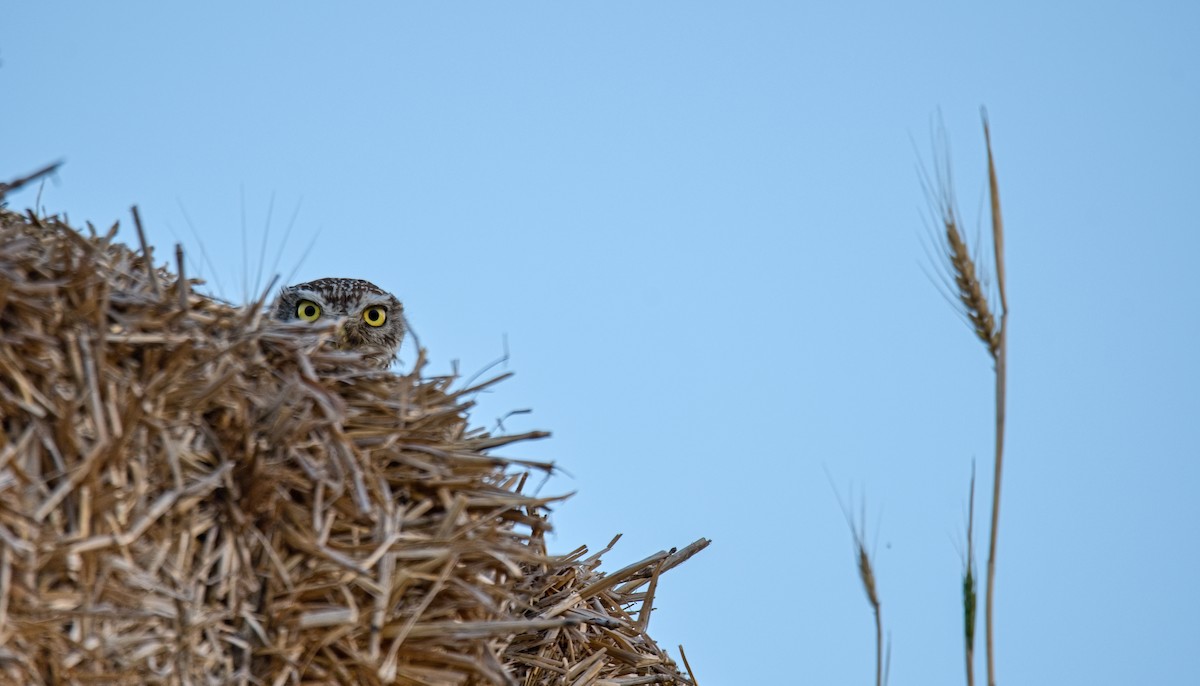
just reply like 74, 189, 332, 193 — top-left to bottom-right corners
273, 277, 405, 367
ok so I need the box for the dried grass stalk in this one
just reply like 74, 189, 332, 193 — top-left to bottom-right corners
981, 112, 1009, 686
0, 207, 707, 685
929, 114, 1009, 686
827, 471, 885, 686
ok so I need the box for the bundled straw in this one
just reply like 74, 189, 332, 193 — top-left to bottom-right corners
0, 206, 706, 685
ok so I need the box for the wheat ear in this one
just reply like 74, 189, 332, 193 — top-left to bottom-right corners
941, 201, 999, 358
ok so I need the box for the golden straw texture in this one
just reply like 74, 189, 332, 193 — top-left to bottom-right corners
0, 208, 706, 685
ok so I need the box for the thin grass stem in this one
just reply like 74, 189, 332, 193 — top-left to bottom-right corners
982, 111, 1008, 686
964, 461, 977, 686
825, 468, 884, 686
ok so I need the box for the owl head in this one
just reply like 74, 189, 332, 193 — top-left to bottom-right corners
273, 277, 405, 367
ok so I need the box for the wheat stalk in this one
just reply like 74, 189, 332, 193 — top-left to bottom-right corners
928, 112, 1008, 686
982, 112, 1009, 686
826, 469, 886, 686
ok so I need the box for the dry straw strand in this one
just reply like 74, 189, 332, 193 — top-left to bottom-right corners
0, 160, 63, 203
130, 204, 159, 297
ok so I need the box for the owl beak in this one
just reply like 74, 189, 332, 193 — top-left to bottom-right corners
330, 317, 351, 349
334, 317, 366, 350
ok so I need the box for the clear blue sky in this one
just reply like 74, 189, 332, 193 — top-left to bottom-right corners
5, 3, 1198, 683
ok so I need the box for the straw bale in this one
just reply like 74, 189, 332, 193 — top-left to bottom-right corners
0, 207, 707, 685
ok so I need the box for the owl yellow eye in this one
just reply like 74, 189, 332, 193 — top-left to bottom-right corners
362, 305, 387, 327
296, 300, 321, 322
